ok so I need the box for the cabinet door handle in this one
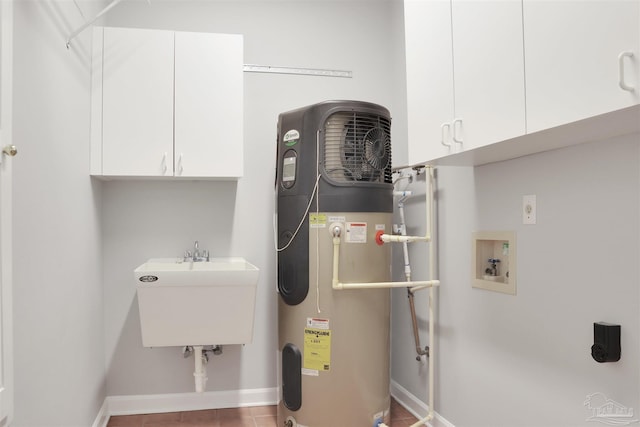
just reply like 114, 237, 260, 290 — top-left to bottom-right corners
618, 51, 635, 92
162, 152, 168, 175
2, 145, 17, 157
177, 153, 184, 175
452, 118, 463, 146
441, 122, 452, 148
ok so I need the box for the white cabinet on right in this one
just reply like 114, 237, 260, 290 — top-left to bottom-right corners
524, 0, 640, 133
404, 0, 525, 165
451, 0, 526, 150
404, 0, 455, 163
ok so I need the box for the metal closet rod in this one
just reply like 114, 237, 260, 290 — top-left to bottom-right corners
66, 3, 352, 80
66, 0, 150, 49
66, 3, 351, 79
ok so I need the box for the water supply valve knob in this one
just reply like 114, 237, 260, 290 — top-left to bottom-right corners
486, 258, 501, 276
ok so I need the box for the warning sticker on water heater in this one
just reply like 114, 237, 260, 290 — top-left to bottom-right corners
304, 328, 331, 372
306, 317, 330, 329
309, 213, 327, 228
345, 222, 367, 243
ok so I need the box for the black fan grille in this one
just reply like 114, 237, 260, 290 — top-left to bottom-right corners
323, 111, 392, 184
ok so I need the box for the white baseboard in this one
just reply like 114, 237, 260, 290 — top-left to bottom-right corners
91, 399, 109, 427
93, 384, 450, 427
99, 387, 278, 419
390, 380, 454, 427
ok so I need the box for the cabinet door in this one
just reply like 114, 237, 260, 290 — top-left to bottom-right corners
524, 0, 640, 133
174, 32, 244, 178
405, 0, 456, 165
451, 0, 526, 149
102, 27, 174, 176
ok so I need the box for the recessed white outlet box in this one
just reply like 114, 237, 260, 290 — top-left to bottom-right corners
523, 194, 536, 224
472, 231, 516, 295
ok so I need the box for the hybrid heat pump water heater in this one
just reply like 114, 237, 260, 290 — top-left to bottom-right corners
276, 100, 393, 427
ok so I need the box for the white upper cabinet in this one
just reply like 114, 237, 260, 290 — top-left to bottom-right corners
174, 32, 243, 178
100, 28, 175, 177
405, 0, 455, 163
91, 27, 244, 179
404, 0, 640, 166
524, 0, 640, 133
451, 0, 526, 149
404, 0, 526, 165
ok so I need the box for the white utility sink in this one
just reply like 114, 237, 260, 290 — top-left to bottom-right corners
135, 257, 259, 286
135, 257, 259, 347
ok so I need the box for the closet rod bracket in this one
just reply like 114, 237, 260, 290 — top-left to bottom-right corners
66, 0, 150, 49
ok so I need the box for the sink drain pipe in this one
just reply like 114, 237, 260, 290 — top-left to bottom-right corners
183, 345, 223, 392
193, 346, 208, 393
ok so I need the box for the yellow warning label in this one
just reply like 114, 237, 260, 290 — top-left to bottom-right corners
304, 328, 331, 371
309, 213, 327, 228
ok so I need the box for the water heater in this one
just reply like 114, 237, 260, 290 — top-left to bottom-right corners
275, 100, 393, 426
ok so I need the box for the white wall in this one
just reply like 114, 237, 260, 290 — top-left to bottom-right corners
391, 134, 640, 426
12, 1, 107, 425
103, 0, 407, 396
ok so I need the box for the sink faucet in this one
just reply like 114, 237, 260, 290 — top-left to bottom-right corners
184, 240, 209, 262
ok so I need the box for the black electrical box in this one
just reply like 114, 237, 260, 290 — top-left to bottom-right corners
591, 322, 621, 363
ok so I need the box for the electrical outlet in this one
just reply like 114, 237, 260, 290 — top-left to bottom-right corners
523, 195, 536, 225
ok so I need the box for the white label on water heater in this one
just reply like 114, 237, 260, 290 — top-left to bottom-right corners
301, 368, 319, 377
345, 222, 367, 243
307, 317, 330, 329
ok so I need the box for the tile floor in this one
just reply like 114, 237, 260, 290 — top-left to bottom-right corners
106, 398, 421, 427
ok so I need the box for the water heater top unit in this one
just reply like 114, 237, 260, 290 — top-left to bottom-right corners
276, 100, 392, 211
275, 100, 393, 305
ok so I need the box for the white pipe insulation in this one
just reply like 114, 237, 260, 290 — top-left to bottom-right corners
379, 169, 434, 245
331, 167, 439, 292
397, 197, 412, 282
393, 190, 413, 197
410, 166, 436, 427
333, 279, 440, 290
330, 236, 439, 291
193, 345, 208, 393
